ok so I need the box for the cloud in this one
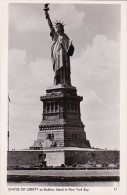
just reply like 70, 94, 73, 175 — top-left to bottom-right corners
50, 4, 85, 30
9, 48, 55, 149
9, 4, 85, 33
9, 48, 53, 91
71, 34, 120, 93
72, 33, 120, 108
71, 34, 120, 149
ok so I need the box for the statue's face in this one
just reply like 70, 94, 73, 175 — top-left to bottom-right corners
56, 24, 64, 34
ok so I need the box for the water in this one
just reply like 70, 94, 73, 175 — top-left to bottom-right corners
8, 181, 119, 187
7, 169, 119, 187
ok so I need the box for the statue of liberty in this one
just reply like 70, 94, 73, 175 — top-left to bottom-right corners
44, 4, 74, 86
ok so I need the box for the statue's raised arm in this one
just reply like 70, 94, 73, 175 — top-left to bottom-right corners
43, 4, 54, 33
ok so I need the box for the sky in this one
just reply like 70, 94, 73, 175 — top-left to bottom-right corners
8, 3, 120, 150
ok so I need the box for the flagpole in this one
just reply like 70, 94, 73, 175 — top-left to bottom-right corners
8, 95, 10, 151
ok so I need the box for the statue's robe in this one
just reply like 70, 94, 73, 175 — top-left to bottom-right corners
50, 30, 74, 85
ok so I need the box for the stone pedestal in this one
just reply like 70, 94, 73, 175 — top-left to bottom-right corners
30, 84, 90, 149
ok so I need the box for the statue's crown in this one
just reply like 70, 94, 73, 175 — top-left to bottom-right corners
53, 20, 65, 28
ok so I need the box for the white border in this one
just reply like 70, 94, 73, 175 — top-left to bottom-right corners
0, 0, 127, 195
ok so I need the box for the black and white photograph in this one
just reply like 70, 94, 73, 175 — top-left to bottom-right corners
0, 0, 127, 195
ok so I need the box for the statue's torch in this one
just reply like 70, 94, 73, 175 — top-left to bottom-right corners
43, 3, 49, 11
43, 4, 50, 19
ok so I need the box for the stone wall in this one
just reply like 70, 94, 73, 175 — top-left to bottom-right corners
7, 149, 119, 168
7, 150, 65, 168
46, 151, 64, 167
8, 151, 45, 167
65, 150, 120, 166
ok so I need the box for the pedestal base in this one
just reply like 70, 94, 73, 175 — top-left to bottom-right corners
30, 85, 91, 149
